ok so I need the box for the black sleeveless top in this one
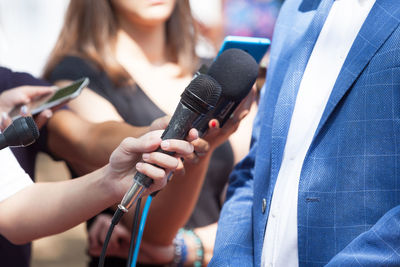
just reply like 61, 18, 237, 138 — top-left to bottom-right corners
48, 56, 234, 228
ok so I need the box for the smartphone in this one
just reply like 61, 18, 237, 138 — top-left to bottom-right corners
9, 77, 89, 120
217, 35, 271, 63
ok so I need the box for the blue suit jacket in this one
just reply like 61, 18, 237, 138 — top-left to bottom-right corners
211, 0, 400, 266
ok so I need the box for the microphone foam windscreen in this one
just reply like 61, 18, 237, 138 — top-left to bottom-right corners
183, 74, 222, 112
208, 48, 259, 102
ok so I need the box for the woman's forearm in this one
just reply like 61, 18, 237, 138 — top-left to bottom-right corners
142, 153, 213, 246
0, 166, 114, 244
47, 110, 149, 174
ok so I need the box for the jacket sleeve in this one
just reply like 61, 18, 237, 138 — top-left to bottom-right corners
326, 205, 400, 266
209, 97, 265, 266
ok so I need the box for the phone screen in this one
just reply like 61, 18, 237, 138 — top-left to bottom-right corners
45, 79, 86, 104
9, 77, 89, 119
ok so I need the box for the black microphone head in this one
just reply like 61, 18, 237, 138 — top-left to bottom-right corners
24, 116, 40, 141
208, 48, 259, 101
3, 116, 39, 147
181, 73, 222, 114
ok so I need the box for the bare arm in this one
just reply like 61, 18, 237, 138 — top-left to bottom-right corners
143, 150, 214, 245
0, 167, 115, 244
47, 110, 149, 174
0, 131, 194, 244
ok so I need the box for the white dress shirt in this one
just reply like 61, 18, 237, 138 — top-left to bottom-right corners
0, 148, 33, 203
261, 0, 376, 266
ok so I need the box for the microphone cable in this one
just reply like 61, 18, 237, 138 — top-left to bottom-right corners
127, 197, 144, 267
97, 211, 120, 267
98, 198, 142, 267
128, 195, 153, 267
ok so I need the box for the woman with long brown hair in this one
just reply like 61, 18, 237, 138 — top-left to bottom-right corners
43, 0, 255, 266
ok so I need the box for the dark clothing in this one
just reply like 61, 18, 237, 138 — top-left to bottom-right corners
0, 67, 48, 90
0, 67, 50, 267
0, 67, 50, 178
48, 56, 235, 266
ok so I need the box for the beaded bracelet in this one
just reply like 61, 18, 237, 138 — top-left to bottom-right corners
184, 229, 204, 267
170, 229, 188, 267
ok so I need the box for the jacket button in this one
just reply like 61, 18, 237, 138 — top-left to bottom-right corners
262, 198, 267, 214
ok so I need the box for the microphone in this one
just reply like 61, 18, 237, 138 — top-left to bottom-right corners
99, 51, 256, 267
118, 74, 222, 212
198, 48, 259, 135
0, 116, 40, 150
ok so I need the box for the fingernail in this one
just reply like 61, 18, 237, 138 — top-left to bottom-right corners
1, 112, 8, 121
192, 130, 199, 139
51, 85, 59, 91
0, 112, 7, 129
136, 162, 143, 170
211, 120, 217, 128
44, 110, 53, 118
20, 105, 28, 115
161, 140, 169, 149
142, 153, 150, 160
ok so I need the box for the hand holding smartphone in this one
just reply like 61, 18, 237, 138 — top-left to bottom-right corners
9, 77, 89, 120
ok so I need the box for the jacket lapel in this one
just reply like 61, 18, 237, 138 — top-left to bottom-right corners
269, 0, 334, 186
313, 0, 400, 140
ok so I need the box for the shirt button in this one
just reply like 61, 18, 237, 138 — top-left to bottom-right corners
262, 198, 267, 214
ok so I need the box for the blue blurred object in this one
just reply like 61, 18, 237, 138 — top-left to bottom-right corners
223, 0, 283, 39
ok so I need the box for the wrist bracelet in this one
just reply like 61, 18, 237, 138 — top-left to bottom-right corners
170, 229, 187, 267
185, 229, 204, 267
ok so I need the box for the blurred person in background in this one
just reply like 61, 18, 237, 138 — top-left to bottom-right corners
43, 0, 255, 266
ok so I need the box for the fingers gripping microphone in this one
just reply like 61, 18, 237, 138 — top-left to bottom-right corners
99, 52, 253, 267
118, 74, 222, 212
198, 48, 259, 135
0, 116, 40, 150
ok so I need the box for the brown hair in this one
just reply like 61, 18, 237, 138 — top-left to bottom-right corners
43, 0, 198, 86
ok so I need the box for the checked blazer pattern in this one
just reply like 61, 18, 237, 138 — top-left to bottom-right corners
211, 0, 400, 266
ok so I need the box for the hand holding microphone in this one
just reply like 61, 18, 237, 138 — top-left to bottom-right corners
105, 130, 196, 202
119, 74, 222, 212
119, 49, 259, 213
196, 48, 259, 152
98, 49, 259, 267
97, 74, 222, 267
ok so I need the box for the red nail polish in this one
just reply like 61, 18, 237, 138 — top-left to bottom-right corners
211, 121, 217, 128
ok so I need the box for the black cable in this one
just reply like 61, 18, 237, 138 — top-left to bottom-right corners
98, 208, 124, 267
127, 197, 142, 267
